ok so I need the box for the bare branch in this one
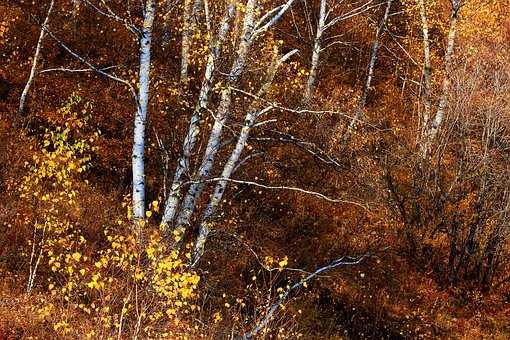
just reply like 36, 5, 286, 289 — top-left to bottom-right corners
82, 0, 140, 35
324, 0, 382, 31
42, 27, 138, 104
232, 152, 265, 174
253, 0, 296, 37
39, 65, 122, 74
255, 129, 347, 170
210, 230, 317, 276
242, 251, 378, 339
231, 87, 385, 130
186, 177, 369, 209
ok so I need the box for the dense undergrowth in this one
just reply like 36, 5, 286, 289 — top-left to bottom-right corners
1, 0, 510, 339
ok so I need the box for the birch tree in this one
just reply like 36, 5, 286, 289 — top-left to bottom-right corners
172, 0, 258, 232
73, 0, 158, 221
167, 0, 297, 245
418, 0, 432, 132
420, 0, 462, 157
20, 0, 366, 271
191, 48, 298, 266
72, 0, 80, 17
162, 0, 177, 44
302, 0, 380, 103
160, 1, 237, 234
302, 0, 326, 103
15, 0, 55, 128
158, 0, 297, 242
132, 0, 157, 221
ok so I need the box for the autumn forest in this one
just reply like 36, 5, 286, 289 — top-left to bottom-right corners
0, 0, 509, 338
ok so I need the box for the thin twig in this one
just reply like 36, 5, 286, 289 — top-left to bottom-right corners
185, 177, 369, 210
43, 27, 139, 106
39, 65, 122, 74
82, 0, 140, 35
230, 87, 353, 119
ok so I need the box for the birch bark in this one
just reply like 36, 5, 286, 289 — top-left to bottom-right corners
303, 0, 326, 103
173, 0, 258, 234
160, 2, 236, 235
418, 0, 432, 131
72, 0, 80, 20
162, 0, 175, 44
180, 0, 202, 85
190, 109, 261, 266
15, 0, 55, 128
300, 0, 378, 106
190, 49, 298, 266
420, 1, 461, 157
132, 0, 156, 220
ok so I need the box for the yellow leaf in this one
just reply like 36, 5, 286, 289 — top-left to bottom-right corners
72, 252, 81, 261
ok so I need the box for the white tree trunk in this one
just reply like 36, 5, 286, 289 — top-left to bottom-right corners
190, 49, 297, 266
15, 0, 55, 127
132, 0, 156, 220
190, 109, 260, 266
420, 2, 460, 157
303, 0, 326, 104
160, 2, 236, 234
173, 0, 258, 234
